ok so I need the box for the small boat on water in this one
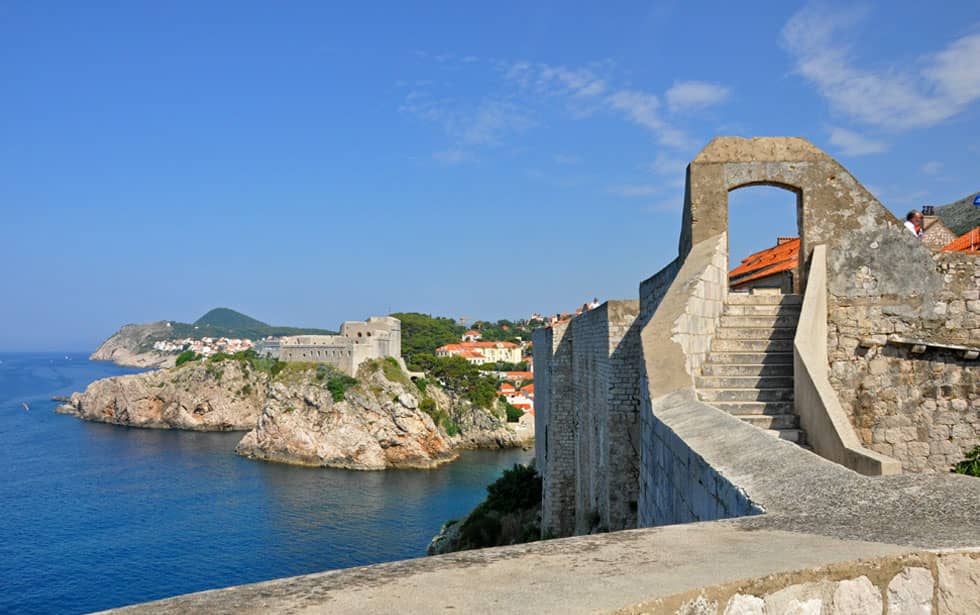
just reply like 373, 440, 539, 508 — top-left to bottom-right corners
22, 402, 29, 412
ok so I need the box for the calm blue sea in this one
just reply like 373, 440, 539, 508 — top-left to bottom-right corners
0, 352, 532, 614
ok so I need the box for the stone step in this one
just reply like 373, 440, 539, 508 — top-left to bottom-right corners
737, 414, 800, 430
715, 326, 796, 340
695, 375, 794, 389
698, 387, 794, 402
711, 338, 794, 353
727, 293, 801, 306
700, 363, 794, 377
723, 303, 802, 316
710, 401, 795, 415
703, 352, 794, 365
765, 428, 805, 443
719, 315, 800, 328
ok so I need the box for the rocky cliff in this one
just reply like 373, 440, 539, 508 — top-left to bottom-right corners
58, 356, 529, 470
56, 360, 266, 430
235, 361, 457, 470
89, 321, 177, 368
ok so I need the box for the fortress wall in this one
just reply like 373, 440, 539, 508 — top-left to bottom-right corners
533, 320, 576, 537
684, 137, 979, 474
535, 302, 641, 536
565, 300, 641, 533
637, 235, 733, 527
825, 252, 980, 473
640, 393, 764, 526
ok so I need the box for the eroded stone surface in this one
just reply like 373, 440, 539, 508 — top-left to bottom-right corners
887, 566, 933, 615
722, 594, 764, 615
937, 552, 980, 614
832, 576, 882, 614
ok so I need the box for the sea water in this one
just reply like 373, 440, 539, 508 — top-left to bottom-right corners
0, 352, 532, 614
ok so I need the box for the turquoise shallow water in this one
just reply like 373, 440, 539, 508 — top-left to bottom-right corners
0, 352, 532, 614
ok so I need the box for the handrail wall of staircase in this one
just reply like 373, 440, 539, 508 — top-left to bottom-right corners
793, 244, 902, 476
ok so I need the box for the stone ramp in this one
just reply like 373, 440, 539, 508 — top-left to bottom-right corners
696, 292, 804, 443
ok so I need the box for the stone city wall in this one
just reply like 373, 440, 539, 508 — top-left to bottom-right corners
827, 249, 980, 473
640, 394, 763, 526
534, 301, 641, 536
637, 235, 737, 527
627, 549, 980, 615
533, 320, 575, 537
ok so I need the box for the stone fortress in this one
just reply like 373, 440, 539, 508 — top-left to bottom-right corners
121, 139, 980, 614
254, 316, 401, 375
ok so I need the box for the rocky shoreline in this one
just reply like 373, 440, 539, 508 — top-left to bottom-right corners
57, 357, 532, 470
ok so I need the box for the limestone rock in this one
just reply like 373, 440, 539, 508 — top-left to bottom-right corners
90, 321, 177, 368
937, 552, 980, 614
832, 576, 882, 614
56, 360, 264, 430
235, 362, 458, 470
887, 567, 933, 614
723, 594, 764, 615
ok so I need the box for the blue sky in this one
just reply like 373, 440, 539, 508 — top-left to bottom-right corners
2, 1, 978, 350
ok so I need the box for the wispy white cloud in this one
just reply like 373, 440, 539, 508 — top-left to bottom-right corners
648, 152, 687, 177
665, 81, 731, 113
403, 56, 730, 157
921, 161, 943, 175
607, 184, 661, 197
782, 5, 980, 130
827, 126, 887, 156
400, 93, 533, 147
448, 101, 534, 146
432, 148, 472, 165
605, 90, 691, 148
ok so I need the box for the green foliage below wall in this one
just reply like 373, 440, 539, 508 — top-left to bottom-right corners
953, 446, 980, 477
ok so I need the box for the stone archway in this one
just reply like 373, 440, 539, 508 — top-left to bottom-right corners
678, 137, 910, 294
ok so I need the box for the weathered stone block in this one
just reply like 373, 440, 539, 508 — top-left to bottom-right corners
886, 566, 933, 615
832, 576, 882, 614
937, 552, 980, 614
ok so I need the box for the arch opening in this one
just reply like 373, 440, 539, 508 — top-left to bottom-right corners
727, 184, 802, 294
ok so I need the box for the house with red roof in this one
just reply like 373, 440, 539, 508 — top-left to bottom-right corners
942, 227, 980, 254
435, 340, 522, 365
461, 329, 482, 342
729, 237, 799, 293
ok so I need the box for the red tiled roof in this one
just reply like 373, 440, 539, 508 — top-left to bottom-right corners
506, 371, 533, 380
729, 237, 799, 287
457, 351, 485, 359
521, 383, 534, 394
464, 330, 480, 336
942, 227, 980, 253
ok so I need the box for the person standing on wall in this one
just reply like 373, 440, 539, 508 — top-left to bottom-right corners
905, 210, 923, 238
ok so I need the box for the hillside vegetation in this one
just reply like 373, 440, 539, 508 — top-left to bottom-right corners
936, 193, 980, 236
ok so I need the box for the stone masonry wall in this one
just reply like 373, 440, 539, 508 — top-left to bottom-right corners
641, 397, 762, 526
535, 301, 641, 536
669, 236, 727, 377
533, 321, 575, 537
828, 252, 980, 473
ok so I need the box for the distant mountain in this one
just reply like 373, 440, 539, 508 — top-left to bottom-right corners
936, 193, 980, 236
91, 308, 337, 367
195, 307, 270, 330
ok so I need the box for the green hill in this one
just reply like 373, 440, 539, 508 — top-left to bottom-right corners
133, 308, 337, 350
936, 193, 980, 236
195, 308, 270, 330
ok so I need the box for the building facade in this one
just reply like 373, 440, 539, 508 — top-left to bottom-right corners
256, 316, 401, 375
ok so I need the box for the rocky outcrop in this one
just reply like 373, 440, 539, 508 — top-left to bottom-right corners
56, 360, 266, 430
58, 356, 524, 470
90, 321, 177, 368
425, 384, 534, 450
235, 362, 457, 470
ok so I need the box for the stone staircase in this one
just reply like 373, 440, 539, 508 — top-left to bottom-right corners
696, 292, 805, 444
